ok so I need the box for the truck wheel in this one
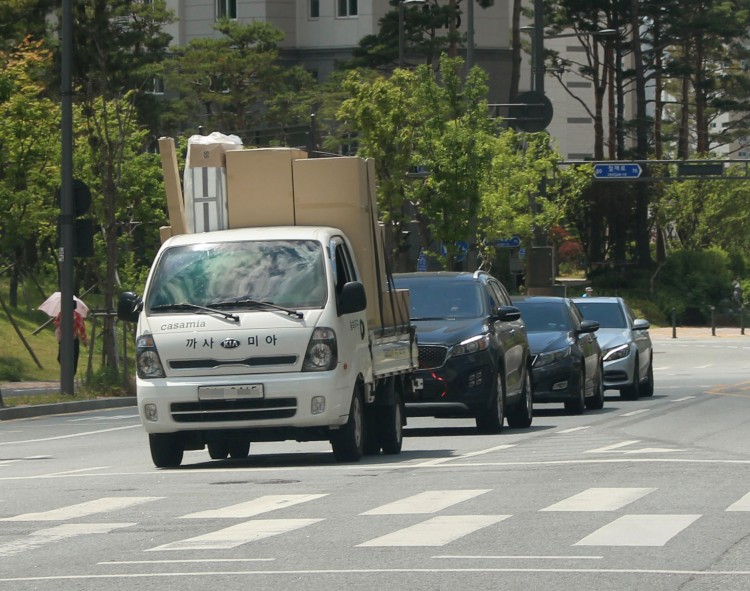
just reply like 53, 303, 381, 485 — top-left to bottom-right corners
208, 442, 229, 460
229, 441, 250, 459
379, 400, 403, 455
149, 433, 184, 468
331, 387, 365, 462
363, 409, 382, 455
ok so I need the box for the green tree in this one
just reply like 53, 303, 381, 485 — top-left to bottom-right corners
0, 38, 60, 307
165, 19, 317, 142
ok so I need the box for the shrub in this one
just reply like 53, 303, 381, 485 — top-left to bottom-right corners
0, 356, 25, 382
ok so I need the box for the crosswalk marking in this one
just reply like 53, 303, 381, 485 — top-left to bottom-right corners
361, 490, 490, 515
181, 494, 328, 519
575, 514, 700, 546
0, 497, 163, 522
147, 519, 323, 551
726, 492, 750, 511
540, 488, 656, 512
0, 523, 133, 557
357, 515, 509, 547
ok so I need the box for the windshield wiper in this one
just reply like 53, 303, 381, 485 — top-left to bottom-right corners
208, 299, 303, 319
150, 303, 239, 322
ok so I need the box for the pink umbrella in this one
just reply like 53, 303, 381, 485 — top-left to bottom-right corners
38, 292, 90, 319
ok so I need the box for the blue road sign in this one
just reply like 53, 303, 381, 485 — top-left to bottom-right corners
495, 236, 521, 248
455, 240, 469, 263
594, 163, 642, 179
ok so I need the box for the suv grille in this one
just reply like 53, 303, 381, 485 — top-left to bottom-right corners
418, 345, 448, 369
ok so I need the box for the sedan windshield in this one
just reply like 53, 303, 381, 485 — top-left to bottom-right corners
147, 240, 326, 312
514, 302, 571, 332
575, 302, 626, 328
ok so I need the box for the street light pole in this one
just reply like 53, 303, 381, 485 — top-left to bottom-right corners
398, 0, 426, 68
467, 0, 474, 71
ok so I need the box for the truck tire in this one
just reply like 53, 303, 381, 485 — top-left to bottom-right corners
379, 400, 403, 455
208, 442, 229, 460
149, 433, 184, 468
229, 441, 250, 459
363, 408, 382, 455
331, 387, 365, 462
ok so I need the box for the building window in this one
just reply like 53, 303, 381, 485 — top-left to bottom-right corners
337, 0, 358, 17
146, 77, 164, 95
217, 0, 237, 20
310, 0, 320, 18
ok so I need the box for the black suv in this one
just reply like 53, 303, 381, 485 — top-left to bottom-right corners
393, 271, 533, 433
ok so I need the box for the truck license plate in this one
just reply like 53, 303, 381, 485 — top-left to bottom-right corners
198, 384, 264, 400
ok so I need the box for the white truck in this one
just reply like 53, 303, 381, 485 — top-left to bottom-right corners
118, 140, 417, 467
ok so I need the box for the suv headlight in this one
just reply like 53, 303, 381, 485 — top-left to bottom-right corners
534, 346, 571, 368
603, 343, 630, 362
449, 334, 490, 358
136, 334, 166, 379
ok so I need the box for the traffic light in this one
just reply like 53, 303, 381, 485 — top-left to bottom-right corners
57, 179, 95, 257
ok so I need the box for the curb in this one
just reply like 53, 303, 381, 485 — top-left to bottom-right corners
0, 397, 136, 421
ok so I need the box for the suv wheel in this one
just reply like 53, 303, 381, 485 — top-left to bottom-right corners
476, 368, 505, 434
507, 365, 533, 428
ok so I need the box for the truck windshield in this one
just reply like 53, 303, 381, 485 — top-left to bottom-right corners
146, 240, 327, 312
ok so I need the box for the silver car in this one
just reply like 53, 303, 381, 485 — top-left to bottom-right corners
572, 296, 653, 399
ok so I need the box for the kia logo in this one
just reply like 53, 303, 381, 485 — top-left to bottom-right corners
220, 338, 241, 349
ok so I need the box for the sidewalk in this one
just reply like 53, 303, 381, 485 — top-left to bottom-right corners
649, 326, 750, 340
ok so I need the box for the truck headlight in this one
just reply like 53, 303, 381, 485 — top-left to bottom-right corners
136, 334, 166, 379
302, 327, 337, 371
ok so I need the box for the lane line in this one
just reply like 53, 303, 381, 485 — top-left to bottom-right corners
361, 489, 490, 515
99, 559, 275, 565
585, 440, 640, 454
357, 515, 509, 547
435, 554, 603, 560
556, 426, 590, 434
671, 396, 696, 402
181, 494, 328, 519
620, 409, 650, 417
541, 487, 655, 512
727, 491, 750, 511
42, 467, 110, 477
0, 424, 140, 446
414, 444, 515, 466
148, 519, 323, 551
575, 514, 701, 546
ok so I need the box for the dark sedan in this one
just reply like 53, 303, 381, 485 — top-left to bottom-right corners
393, 271, 533, 433
512, 296, 604, 414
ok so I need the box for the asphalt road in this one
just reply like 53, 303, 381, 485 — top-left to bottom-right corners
2, 332, 750, 590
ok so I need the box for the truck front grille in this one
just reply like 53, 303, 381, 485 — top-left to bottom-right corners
169, 355, 297, 370
418, 345, 448, 370
170, 398, 297, 423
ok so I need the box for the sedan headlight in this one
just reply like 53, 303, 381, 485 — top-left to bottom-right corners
603, 343, 630, 362
534, 346, 571, 368
449, 334, 490, 358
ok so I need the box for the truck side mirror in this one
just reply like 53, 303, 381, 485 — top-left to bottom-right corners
338, 281, 367, 316
117, 291, 142, 323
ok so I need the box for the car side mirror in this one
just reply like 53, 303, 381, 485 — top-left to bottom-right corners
338, 281, 367, 316
578, 319, 600, 334
495, 305, 521, 322
633, 318, 650, 330
117, 291, 142, 323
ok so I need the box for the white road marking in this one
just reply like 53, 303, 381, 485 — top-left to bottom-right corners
181, 494, 328, 519
0, 523, 133, 557
42, 467, 110, 477
0, 424, 140, 446
575, 514, 700, 546
0, 496, 163, 521
68, 415, 138, 422
540, 488, 655, 512
556, 426, 590, 434
357, 515, 509, 547
625, 447, 684, 454
620, 409, 650, 417
414, 445, 515, 466
361, 489, 490, 515
671, 396, 696, 402
727, 492, 750, 511
585, 440, 641, 453
148, 519, 323, 551
695, 364, 712, 369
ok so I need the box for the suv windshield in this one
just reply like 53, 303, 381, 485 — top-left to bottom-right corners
394, 278, 482, 319
147, 240, 326, 312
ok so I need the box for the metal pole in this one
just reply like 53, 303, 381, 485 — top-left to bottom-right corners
671, 308, 677, 339
60, 0, 75, 395
742, 305, 745, 335
533, 0, 545, 95
711, 305, 716, 336
398, 1, 404, 68
466, 0, 474, 71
